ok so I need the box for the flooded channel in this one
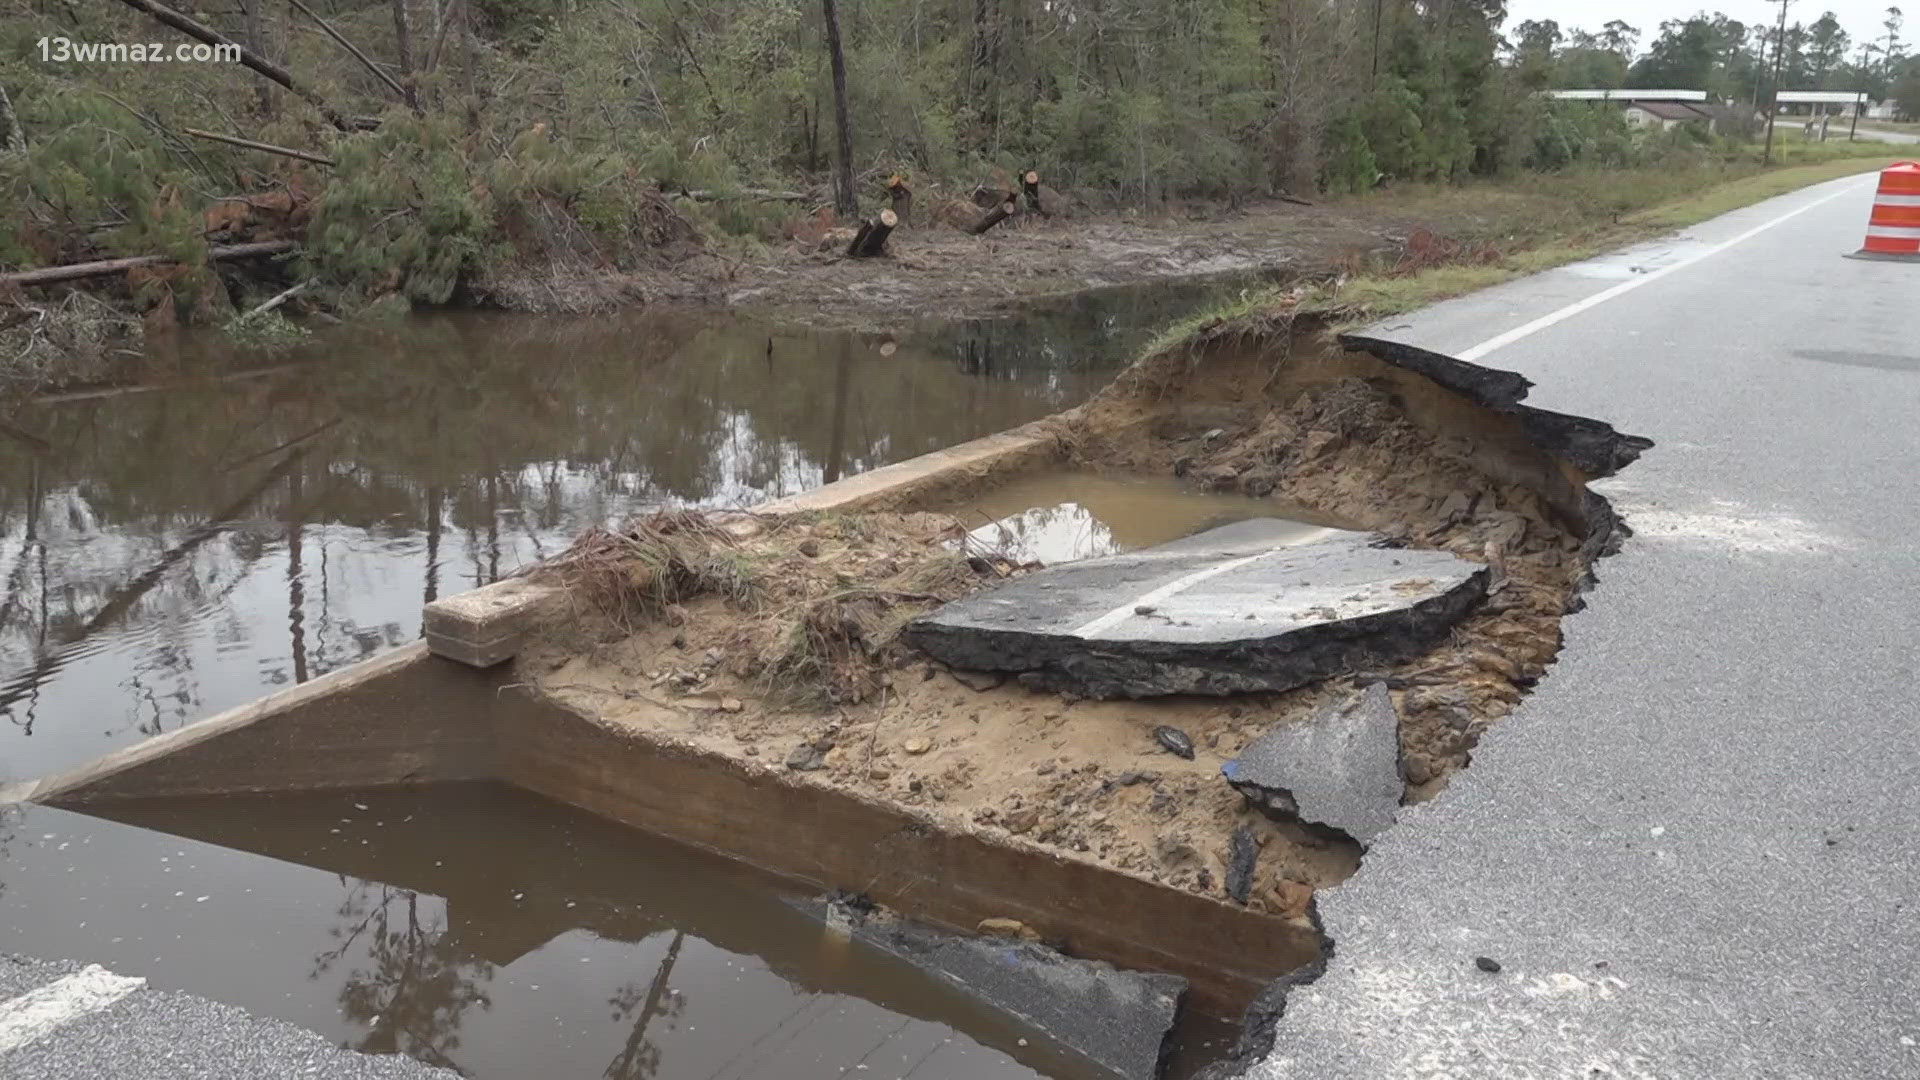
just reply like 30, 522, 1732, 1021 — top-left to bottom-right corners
0, 278, 1272, 1078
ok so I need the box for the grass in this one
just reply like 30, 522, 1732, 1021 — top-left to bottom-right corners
1286, 146, 1906, 331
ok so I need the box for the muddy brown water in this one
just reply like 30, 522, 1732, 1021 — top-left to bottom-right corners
951, 471, 1342, 565
0, 279, 1280, 1078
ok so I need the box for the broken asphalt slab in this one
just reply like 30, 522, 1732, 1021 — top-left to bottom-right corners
1221, 682, 1402, 845
793, 897, 1187, 1080
906, 521, 1488, 698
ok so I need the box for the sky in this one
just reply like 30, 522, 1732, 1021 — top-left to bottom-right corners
1502, 1, 1907, 53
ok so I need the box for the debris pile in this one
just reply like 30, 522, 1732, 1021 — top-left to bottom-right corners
539, 508, 1000, 706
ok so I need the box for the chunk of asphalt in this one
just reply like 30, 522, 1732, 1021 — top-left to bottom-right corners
1153, 725, 1195, 760
1219, 682, 1403, 846
795, 896, 1187, 1080
905, 523, 1487, 699
1337, 334, 1654, 478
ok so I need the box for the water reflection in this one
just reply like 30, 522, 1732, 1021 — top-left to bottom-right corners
75, 785, 1104, 1079
0, 304, 1139, 778
951, 471, 1344, 565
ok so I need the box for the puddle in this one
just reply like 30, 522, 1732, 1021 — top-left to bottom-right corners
7, 785, 1242, 1079
946, 472, 1342, 565
0, 285, 1263, 1078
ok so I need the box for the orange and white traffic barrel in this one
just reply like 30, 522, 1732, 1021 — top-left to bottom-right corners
1851, 161, 1920, 261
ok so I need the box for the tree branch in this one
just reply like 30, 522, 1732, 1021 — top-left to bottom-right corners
109, 0, 352, 131
185, 127, 336, 166
285, 0, 416, 108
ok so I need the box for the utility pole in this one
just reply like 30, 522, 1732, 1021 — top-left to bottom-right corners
1762, 0, 1794, 165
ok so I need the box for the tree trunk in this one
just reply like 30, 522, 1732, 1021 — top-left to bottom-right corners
967, 199, 1017, 235
236, 0, 276, 117
846, 208, 898, 257
390, 0, 418, 108
821, 0, 856, 218
970, 0, 1001, 115
0, 241, 298, 288
0, 83, 23, 154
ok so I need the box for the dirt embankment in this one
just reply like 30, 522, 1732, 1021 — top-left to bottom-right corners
517, 325, 1630, 928
623, 197, 1415, 326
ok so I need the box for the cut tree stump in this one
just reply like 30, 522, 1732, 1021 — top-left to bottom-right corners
846, 208, 898, 258
1021, 170, 1049, 217
967, 200, 1018, 236
887, 176, 913, 226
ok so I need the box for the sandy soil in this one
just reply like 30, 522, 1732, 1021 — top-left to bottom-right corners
520, 328, 1598, 922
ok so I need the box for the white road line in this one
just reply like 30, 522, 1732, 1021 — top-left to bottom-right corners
1071, 550, 1277, 637
0, 965, 146, 1056
1457, 179, 1874, 362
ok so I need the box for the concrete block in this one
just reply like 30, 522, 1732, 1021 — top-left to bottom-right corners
422, 577, 565, 668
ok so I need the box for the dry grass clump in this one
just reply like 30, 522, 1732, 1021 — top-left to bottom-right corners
542, 508, 1003, 705
0, 291, 142, 396
546, 509, 762, 623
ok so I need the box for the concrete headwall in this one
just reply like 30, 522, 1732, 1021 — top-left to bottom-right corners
28, 643, 504, 805
499, 699, 1321, 1016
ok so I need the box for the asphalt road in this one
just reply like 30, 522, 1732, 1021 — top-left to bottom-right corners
1255, 171, 1920, 1077
0, 955, 454, 1080
1854, 125, 1920, 144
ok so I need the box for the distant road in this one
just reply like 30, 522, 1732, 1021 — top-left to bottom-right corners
1850, 124, 1920, 144
1261, 171, 1920, 1078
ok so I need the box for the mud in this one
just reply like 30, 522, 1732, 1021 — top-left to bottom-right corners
634, 199, 1407, 327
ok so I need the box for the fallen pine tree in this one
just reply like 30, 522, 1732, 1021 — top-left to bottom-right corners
0, 241, 298, 289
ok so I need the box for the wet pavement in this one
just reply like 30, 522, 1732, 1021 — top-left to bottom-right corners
0, 280, 1266, 1078
1, 955, 452, 1080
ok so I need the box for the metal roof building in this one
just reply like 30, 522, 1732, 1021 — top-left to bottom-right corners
1547, 89, 1708, 102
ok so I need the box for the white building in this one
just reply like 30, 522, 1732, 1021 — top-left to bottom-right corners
1775, 90, 1874, 116
1547, 89, 1708, 103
